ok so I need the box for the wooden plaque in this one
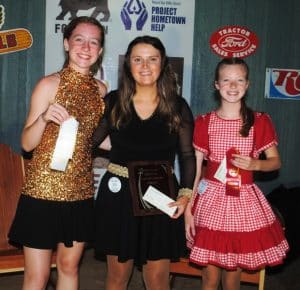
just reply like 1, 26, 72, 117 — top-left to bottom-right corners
127, 160, 175, 216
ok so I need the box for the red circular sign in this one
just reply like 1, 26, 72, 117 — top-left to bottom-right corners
209, 25, 259, 58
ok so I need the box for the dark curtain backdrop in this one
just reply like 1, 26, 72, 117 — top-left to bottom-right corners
0, 0, 45, 153
1, 0, 299, 193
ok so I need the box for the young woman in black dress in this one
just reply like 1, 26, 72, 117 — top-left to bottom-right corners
93, 35, 195, 290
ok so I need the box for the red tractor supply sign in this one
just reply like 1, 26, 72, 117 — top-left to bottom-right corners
210, 25, 259, 58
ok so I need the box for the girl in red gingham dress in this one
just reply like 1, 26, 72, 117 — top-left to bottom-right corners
185, 58, 289, 290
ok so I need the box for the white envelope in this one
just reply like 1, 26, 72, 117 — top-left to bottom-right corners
142, 185, 177, 217
50, 117, 79, 171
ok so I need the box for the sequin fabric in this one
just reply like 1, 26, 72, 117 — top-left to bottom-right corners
23, 66, 105, 201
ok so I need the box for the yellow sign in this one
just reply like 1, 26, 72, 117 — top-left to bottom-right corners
0, 28, 33, 54
0, 6, 33, 55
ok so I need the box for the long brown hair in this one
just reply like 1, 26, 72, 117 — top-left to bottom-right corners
63, 16, 105, 75
111, 35, 181, 131
215, 57, 254, 137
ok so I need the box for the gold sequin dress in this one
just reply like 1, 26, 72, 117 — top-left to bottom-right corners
9, 66, 105, 248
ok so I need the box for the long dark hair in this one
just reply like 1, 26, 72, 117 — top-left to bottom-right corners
111, 35, 180, 131
63, 16, 105, 75
215, 57, 254, 137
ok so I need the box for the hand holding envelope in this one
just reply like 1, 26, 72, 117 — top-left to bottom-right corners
143, 185, 178, 217
50, 117, 79, 172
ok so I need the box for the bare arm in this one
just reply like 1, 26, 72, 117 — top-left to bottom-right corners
95, 79, 107, 98
192, 150, 205, 193
21, 74, 69, 151
231, 145, 281, 172
184, 150, 204, 241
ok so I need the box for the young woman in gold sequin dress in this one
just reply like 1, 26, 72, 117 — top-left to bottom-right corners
8, 17, 106, 290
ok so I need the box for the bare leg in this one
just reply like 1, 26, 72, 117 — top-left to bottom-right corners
22, 247, 52, 290
143, 259, 170, 290
105, 255, 133, 290
56, 242, 85, 290
222, 267, 242, 290
201, 264, 222, 290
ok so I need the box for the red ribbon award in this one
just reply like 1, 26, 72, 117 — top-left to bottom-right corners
225, 147, 241, 197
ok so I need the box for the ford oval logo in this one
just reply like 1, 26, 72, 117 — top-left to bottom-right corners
210, 25, 259, 58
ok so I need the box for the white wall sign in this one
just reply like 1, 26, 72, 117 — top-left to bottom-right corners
265, 68, 300, 100
45, 0, 195, 102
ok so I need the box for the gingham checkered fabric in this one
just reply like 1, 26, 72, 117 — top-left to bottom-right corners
189, 111, 289, 270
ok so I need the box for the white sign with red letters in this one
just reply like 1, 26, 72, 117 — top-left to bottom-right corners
265, 68, 300, 100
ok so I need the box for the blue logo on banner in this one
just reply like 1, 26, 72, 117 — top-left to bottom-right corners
120, 0, 148, 31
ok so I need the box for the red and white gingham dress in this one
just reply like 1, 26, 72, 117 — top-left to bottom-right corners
189, 111, 289, 270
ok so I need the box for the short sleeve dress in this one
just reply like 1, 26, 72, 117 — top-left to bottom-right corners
190, 111, 289, 270
93, 90, 195, 266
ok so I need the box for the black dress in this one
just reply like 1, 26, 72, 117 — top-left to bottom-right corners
93, 90, 195, 265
